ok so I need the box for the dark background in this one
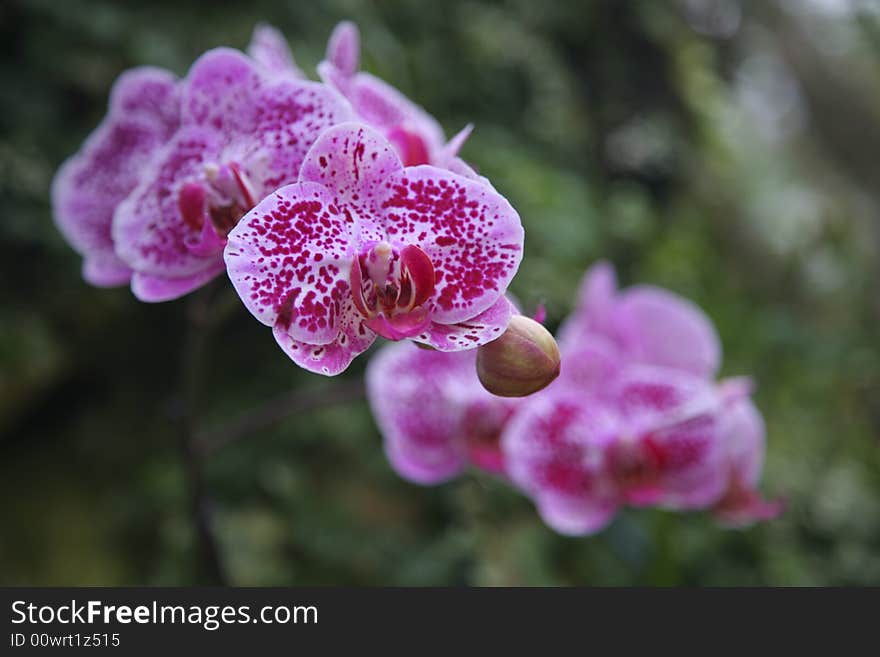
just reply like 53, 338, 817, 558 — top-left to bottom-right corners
1, 0, 878, 585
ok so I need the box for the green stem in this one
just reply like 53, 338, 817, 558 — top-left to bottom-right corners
178, 281, 229, 585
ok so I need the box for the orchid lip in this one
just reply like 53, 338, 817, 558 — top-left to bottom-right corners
178, 162, 259, 254
607, 433, 665, 498
350, 241, 436, 339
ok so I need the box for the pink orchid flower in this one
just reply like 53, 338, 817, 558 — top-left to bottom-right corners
51, 68, 180, 287
225, 122, 523, 375
503, 262, 779, 535
112, 47, 353, 302
318, 21, 473, 171
502, 365, 729, 536
367, 341, 516, 483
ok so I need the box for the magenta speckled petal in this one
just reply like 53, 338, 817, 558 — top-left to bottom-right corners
225, 182, 354, 344
131, 261, 226, 303
413, 295, 512, 351
247, 23, 302, 77
445, 157, 495, 189
109, 67, 180, 131
609, 366, 728, 509
349, 73, 446, 162
349, 72, 444, 139
51, 67, 179, 288
613, 286, 722, 378
51, 120, 153, 273
272, 298, 376, 376
113, 126, 223, 278
369, 343, 473, 483
228, 123, 523, 372
379, 165, 523, 324
502, 389, 620, 535
299, 122, 402, 220
251, 79, 355, 192
181, 49, 262, 136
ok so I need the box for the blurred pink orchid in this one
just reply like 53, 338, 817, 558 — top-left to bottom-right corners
51, 68, 180, 287
364, 260, 780, 536
502, 365, 729, 535
501, 262, 780, 534
113, 46, 353, 301
367, 342, 516, 483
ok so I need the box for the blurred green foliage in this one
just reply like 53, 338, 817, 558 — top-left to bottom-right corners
1, 0, 878, 585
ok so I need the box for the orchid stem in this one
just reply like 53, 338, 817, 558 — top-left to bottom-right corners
194, 379, 366, 457
178, 281, 229, 586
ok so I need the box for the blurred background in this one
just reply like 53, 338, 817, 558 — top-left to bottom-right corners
2, 0, 879, 585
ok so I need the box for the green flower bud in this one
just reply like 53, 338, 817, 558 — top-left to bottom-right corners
476, 315, 561, 397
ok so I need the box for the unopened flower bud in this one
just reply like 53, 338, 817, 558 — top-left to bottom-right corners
476, 315, 561, 397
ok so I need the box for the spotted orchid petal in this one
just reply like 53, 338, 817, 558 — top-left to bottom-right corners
108, 67, 180, 129
368, 344, 473, 484
413, 295, 513, 351
51, 67, 179, 288
608, 366, 728, 509
182, 49, 349, 189
226, 123, 523, 371
181, 49, 262, 136
272, 298, 377, 376
503, 390, 620, 535
298, 121, 402, 221
229, 122, 522, 374
114, 126, 224, 279
251, 79, 355, 191
380, 164, 523, 324
225, 182, 354, 344
247, 23, 302, 77
348, 73, 446, 166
